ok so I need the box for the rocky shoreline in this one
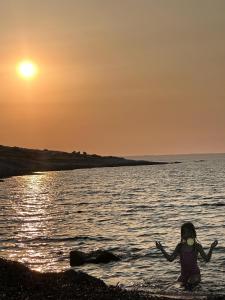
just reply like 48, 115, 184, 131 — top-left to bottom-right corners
0, 257, 157, 300
0, 257, 224, 300
4, 146, 224, 299
0, 145, 171, 180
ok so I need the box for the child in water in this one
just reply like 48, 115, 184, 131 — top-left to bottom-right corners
156, 222, 218, 289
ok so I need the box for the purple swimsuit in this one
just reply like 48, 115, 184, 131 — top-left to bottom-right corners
178, 246, 200, 283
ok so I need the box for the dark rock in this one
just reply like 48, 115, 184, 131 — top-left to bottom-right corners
93, 250, 121, 264
70, 249, 121, 266
0, 257, 153, 299
70, 250, 86, 266
0, 257, 223, 300
0, 257, 108, 300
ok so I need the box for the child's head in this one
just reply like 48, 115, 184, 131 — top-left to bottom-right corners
181, 222, 196, 241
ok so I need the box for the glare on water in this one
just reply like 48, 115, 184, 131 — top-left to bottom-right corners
0, 154, 224, 294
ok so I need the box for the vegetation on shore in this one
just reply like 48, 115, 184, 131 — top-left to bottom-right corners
0, 145, 168, 179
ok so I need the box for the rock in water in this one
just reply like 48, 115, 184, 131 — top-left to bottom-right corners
70, 249, 120, 266
93, 250, 121, 264
69, 250, 86, 266
0, 257, 107, 299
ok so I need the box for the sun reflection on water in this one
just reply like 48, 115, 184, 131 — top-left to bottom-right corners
0, 159, 225, 293
9, 173, 57, 271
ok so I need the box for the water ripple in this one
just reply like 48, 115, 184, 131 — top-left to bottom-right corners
0, 155, 225, 295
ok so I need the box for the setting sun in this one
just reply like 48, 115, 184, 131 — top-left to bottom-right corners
17, 60, 38, 80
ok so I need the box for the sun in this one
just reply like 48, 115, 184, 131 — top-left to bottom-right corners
17, 60, 38, 80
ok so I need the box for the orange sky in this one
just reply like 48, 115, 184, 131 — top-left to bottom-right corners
1, 1, 225, 156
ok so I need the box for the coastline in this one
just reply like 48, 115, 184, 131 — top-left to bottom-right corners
0, 145, 171, 180
1, 147, 224, 299
0, 257, 159, 300
0, 258, 223, 300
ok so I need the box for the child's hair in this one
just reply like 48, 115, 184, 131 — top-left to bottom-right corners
181, 222, 197, 240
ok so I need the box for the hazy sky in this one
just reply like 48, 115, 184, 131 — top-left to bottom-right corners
1, 0, 225, 155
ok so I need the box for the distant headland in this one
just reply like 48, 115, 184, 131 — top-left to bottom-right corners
0, 145, 171, 180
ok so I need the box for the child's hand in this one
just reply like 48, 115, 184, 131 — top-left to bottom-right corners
155, 241, 163, 250
211, 240, 218, 249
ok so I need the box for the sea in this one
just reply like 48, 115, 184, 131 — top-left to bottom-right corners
0, 153, 224, 297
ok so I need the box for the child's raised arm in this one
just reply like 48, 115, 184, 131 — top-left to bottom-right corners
196, 240, 218, 262
156, 241, 181, 262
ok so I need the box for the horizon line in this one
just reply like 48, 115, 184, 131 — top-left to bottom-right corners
126, 152, 225, 157
1, 144, 225, 158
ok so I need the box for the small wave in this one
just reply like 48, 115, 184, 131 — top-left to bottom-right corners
1, 235, 112, 245
130, 188, 145, 192
180, 202, 225, 208
212, 246, 225, 252
203, 196, 225, 200
143, 252, 160, 259
199, 202, 225, 207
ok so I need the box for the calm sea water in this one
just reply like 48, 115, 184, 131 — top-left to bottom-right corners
0, 154, 224, 296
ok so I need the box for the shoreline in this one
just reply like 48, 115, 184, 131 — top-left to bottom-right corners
0, 257, 223, 300
0, 257, 161, 300
1, 146, 224, 299
0, 145, 174, 181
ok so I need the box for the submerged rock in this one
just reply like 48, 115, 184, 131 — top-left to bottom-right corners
70, 250, 121, 266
